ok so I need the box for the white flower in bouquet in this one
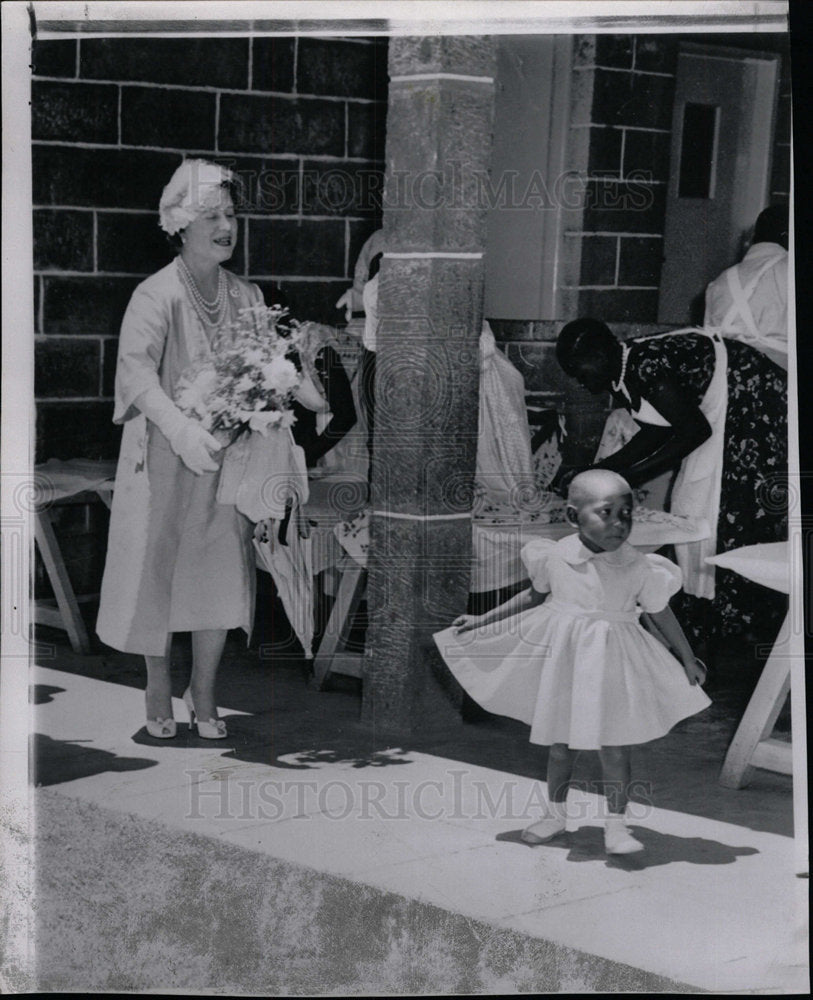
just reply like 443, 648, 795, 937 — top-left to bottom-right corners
261, 357, 300, 394
175, 304, 304, 437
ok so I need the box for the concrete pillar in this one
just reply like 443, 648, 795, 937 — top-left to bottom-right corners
361, 37, 497, 734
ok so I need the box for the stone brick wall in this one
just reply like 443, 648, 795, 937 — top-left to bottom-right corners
32, 35, 388, 463
490, 32, 792, 468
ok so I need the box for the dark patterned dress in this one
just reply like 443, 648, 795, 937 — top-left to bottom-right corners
628, 332, 787, 645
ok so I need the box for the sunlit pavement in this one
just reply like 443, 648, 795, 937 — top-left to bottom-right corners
25, 643, 808, 994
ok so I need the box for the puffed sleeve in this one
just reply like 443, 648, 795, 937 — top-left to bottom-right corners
520, 538, 555, 594
638, 553, 683, 612
113, 281, 171, 425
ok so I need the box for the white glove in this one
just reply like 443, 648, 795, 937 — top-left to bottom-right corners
135, 387, 222, 475
335, 288, 354, 322
169, 422, 223, 475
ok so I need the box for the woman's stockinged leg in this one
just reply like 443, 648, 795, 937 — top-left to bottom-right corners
547, 742, 578, 803
145, 634, 173, 720
598, 744, 632, 815
190, 628, 228, 721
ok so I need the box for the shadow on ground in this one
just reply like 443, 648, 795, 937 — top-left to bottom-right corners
496, 825, 760, 870
35, 608, 795, 839
32, 732, 157, 786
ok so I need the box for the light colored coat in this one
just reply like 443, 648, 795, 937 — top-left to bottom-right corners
96, 260, 263, 655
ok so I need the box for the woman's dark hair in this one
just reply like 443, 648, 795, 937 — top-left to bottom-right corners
753, 205, 789, 250
556, 317, 616, 373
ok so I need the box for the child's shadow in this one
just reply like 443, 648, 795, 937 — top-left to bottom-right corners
496, 825, 759, 871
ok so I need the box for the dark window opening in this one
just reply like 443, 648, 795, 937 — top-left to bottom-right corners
678, 103, 718, 199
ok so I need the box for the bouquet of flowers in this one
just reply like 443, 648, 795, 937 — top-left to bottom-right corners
175, 304, 303, 438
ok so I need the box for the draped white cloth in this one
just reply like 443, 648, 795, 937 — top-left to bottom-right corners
475, 322, 535, 509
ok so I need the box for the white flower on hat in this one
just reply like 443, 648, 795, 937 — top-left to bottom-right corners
159, 159, 235, 236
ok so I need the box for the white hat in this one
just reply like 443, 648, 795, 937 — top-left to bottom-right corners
158, 159, 235, 236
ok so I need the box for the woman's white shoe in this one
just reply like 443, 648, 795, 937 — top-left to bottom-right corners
183, 687, 227, 739
145, 717, 177, 739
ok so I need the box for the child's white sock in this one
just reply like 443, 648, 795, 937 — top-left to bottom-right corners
604, 813, 644, 855
521, 798, 568, 844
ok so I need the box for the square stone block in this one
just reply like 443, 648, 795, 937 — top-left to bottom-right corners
36, 401, 122, 462
297, 38, 388, 100
591, 69, 674, 131
623, 129, 671, 183
121, 86, 215, 151
634, 36, 678, 75
42, 277, 141, 336
219, 93, 344, 157
587, 127, 623, 177
378, 258, 485, 337
96, 212, 176, 276
582, 180, 666, 234
33, 210, 93, 272
301, 160, 382, 217
579, 236, 618, 287
231, 157, 301, 216
388, 36, 496, 79
32, 39, 77, 78
382, 81, 494, 252
248, 218, 345, 278
32, 81, 117, 144
618, 236, 663, 288
33, 145, 182, 210
595, 35, 634, 69
251, 37, 295, 93
35, 338, 100, 399
81, 37, 249, 89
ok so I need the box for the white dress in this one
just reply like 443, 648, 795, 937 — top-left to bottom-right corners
433, 533, 711, 749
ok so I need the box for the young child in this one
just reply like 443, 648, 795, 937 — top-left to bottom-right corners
433, 469, 710, 855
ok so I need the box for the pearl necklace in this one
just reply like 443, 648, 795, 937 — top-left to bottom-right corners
178, 256, 227, 328
611, 342, 630, 397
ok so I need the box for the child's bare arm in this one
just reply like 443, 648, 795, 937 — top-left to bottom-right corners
453, 587, 547, 633
647, 606, 707, 684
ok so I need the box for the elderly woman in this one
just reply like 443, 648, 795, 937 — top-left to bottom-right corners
97, 159, 271, 739
554, 318, 787, 647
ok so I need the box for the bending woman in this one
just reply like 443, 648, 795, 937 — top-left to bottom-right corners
554, 318, 787, 646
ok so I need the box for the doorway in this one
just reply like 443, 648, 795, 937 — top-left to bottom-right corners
657, 43, 780, 325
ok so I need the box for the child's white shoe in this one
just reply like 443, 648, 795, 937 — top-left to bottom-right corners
521, 800, 567, 844
604, 816, 644, 855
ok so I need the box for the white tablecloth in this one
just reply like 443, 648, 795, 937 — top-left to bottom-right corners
34, 459, 117, 505
305, 474, 710, 593
705, 542, 789, 594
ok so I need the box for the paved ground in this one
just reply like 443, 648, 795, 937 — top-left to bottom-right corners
14, 607, 807, 995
